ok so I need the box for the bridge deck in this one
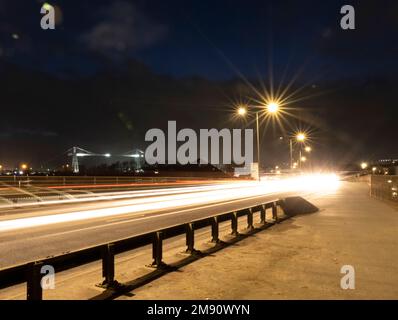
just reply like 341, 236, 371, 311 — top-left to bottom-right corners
2, 180, 397, 299
123, 181, 398, 299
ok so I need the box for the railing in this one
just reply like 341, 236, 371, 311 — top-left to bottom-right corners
0, 175, 229, 188
0, 200, 284, 300
370, 175, 398, 202
0, 176, 235, 206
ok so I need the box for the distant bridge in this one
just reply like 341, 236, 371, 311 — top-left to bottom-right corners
67, 147, 144, 173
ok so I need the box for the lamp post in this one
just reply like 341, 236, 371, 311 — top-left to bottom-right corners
237, 102, 280, 180
295, 133, 306, 169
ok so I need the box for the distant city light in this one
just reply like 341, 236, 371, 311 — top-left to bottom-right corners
305, 146, 312, 152
361, 162, 368, 169
301, 156, 307, 162
21, 164, 28, 170
104, 153, 111, 157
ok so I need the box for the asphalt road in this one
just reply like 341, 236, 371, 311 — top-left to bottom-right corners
0, 176, 335, 268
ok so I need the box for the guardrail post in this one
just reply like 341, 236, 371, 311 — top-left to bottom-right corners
99, 244, 118, 288
231, 211, 239, 236
211, 216, 219, 243
185, 223, 196, 254
260, 205, 266, 224
27, 261, 43, 300
247, 208, 254, 231
272, 202, 279, 223
150, 231, 165, 268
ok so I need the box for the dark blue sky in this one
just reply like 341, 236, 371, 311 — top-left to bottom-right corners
2, 0, 397, 80
0, 0, 397, 168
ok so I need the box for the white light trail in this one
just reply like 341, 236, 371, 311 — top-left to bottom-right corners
0, 174, 340, 232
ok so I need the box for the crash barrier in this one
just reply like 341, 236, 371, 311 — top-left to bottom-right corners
0, 175, 230, 188
0, 176, 234, 205
0, 200, 286, 300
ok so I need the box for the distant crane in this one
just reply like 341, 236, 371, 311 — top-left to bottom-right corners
67, 147, 144, 173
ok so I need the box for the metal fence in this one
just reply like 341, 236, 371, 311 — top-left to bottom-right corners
0, 200, 284, 300
370, 175, 398, 202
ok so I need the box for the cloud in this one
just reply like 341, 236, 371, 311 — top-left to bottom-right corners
80, 1, 167, 57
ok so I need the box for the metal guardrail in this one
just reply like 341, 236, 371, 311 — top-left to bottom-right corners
0, 176, 235, 206
370, 175, 398, 202
0, 199, 284, 300
0, 176, 229, 188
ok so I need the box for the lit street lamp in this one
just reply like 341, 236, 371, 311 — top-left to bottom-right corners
237, 107, 247, 116
295, 132, 307, 169
266, 102, 279, 114
237, 101, 280, 180
296, 132, 306, 142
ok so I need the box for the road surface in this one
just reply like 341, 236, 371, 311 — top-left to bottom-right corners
0, 175, 339, 268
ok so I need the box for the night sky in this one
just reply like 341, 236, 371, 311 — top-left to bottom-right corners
0, 0, 397, 169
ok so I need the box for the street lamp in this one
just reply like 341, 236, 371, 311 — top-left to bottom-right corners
305, 146, 312, 153
237, 101, 280, 180
296, 132, 306, 142
295, 133, 307, 169
237, 107, 247, 116
266, 102, 280, 114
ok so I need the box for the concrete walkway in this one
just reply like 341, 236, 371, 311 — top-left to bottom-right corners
121, 182, 398, 299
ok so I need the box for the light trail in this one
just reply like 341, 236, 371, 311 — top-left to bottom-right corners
0, 174, 340, 232
0, 180, 261, 210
